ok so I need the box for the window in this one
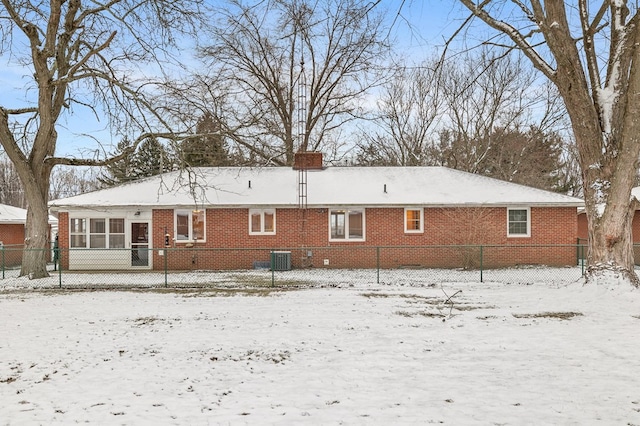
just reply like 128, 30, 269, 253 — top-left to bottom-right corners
508, 208, 530, 237
89, 218, 106, 248
330, 209, 364, 241
175, 210, 206, 241
70, 217, 126, 248
249, 209, 276, 235
404, 208, 423, 233
70, 218, 86, 248
193, 210, 205, 240
109, 218, 125, 248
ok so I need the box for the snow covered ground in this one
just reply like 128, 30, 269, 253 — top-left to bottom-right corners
1, 271, 639, 425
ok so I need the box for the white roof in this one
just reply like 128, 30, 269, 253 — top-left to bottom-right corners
0, 203, 58, 224
0, 204, 29, 224
49, 166, 584, 210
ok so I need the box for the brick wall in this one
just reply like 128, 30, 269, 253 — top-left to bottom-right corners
55, 207, 578, 271
0, 223, 25, 245
0, 223, 26, 267
145, 206, 577, 270
57, 212, 70, 269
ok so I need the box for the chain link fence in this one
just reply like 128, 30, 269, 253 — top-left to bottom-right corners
0, 243, 596, 289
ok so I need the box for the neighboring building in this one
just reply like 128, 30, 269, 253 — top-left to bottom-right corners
0, 203, 58, 267
49, 158, 584, 271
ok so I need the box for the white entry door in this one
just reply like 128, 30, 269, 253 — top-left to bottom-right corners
131, 222, 149, 267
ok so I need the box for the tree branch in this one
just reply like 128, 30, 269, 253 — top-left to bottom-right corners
458, 0, 555, 79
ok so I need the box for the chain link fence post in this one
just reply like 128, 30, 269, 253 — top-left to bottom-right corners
270, 249, 275, 287
58, 248, 63, 288
164, 248, 168, 288
479, 245, 483, 283
376, 246, 380, 284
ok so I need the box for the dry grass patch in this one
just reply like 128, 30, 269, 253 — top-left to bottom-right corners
512, 312, 583, 320
364, 292, 493, 318
396, 310, 446, 318
228, 274, 314, 287
179, 288, 289, 298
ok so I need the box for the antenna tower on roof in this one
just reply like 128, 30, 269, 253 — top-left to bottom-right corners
296, 14, 309, 209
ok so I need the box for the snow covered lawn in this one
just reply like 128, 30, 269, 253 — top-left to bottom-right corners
1, 280, 639, 424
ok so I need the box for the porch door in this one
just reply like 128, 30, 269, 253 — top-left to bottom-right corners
131, 222, 149, 267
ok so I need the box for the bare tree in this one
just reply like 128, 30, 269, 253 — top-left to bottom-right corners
49, 166, 101, 200
558, 140, 583, 197
437, 48, 554, 172
354, 48, 574, 191
440, 207, 497, 270
455, 1, 640, 286
198, 0, 390, 165
0, 155, 25, 207
0, 0, 206, 278
355, 58, 443, 166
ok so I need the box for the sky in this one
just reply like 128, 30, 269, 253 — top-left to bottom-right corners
0, 0, 470, 158
1, 268, 639, 424
385, 1, 470, 53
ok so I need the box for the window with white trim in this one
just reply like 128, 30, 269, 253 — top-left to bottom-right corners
330, 209, 365, 240
70, 217, 126, 248
249, 209, 276, 235
507, 208, 530, 237
404, 208, 423, 233
175, 210, 206, 241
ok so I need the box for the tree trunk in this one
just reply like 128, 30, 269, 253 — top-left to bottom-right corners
584, 168, 639, 286
572, 105, 640, 287
20, 202, 51, 279
568, 112, 640, 287
17, 157, 52, 279
549, 3, 640, 287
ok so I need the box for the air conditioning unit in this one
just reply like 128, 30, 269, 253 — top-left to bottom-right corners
271, 251, 292, 271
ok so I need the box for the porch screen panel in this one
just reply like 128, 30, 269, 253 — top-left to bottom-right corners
109, 218, 125, 248
70, 218, 86, 248
89, 219, 106, 248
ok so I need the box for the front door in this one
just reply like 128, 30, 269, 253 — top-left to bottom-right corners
131, 222, 149, 267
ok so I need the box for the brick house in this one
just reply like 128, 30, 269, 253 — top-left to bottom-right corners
0, 203, 58, 267
49, 159, 584, 271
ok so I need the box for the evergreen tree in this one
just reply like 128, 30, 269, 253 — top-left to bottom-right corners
100, 137, 173, 187
131, 137, 173, 178
181, 112, 230, 167
99, 138, 136, 187
430, 127, 570, 193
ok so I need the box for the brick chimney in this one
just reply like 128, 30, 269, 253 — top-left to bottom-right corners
293, 151, 323, 170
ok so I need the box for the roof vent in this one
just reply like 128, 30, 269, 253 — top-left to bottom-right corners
293, 151, 323, 170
